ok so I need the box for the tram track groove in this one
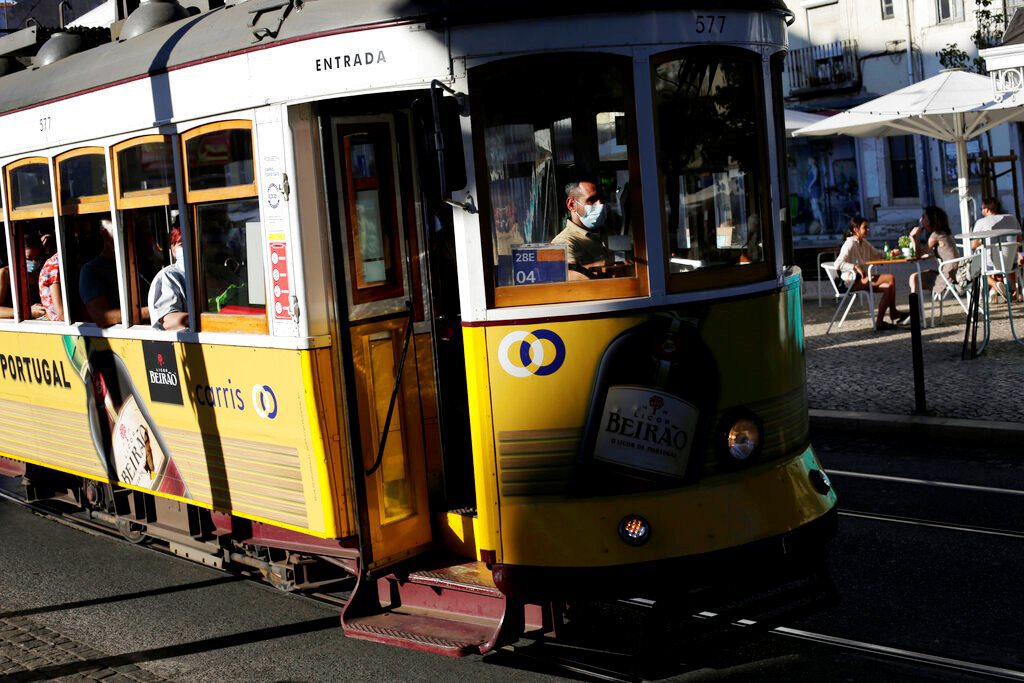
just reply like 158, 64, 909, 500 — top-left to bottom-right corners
826, 469, 1024, 496
838, 509, 1024, 539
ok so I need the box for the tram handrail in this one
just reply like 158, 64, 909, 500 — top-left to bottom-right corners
365, 301, 415, 478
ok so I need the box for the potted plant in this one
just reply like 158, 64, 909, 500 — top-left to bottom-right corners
898, 235, 913, 258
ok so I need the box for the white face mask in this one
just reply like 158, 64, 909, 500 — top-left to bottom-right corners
575, 200, 606, 231
172, 246, 184, 264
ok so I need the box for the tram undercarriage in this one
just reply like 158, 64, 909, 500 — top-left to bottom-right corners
3, 456, 835, 661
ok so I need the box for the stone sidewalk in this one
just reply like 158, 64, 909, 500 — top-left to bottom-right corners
0, 611, 172, 682
804, 288, 1024, 440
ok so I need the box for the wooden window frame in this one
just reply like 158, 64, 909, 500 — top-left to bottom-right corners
112, 134, 176, 211
181, 120, 257, 205
469, 53, 649, 309
181, 120, 266, 334
55, 147, 111, 216
5, 157, 54, 221
652, 46, 777, 294
336, 122, 406, 306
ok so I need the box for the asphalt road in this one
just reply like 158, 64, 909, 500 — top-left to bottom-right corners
1, 427, 1022, 681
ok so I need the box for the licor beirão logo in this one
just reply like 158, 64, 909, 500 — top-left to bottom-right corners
252, 384, 279, 419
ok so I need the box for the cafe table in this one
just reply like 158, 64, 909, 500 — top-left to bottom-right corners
864, 255, 934, 330
952, 228, 1024, 351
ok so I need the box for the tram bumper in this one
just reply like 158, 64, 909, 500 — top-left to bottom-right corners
491, 446, 838, 601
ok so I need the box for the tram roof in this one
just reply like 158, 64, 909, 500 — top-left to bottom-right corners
0, 0, 792, 116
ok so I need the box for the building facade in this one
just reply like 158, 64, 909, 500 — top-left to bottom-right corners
785, 0, 1024, 250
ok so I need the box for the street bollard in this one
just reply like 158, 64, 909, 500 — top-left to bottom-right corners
909, 292, 926, 415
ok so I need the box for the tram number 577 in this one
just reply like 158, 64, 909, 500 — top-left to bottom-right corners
695, 15, 726, 34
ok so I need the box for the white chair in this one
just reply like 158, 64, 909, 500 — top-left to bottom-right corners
816, 250, 838, 307
918, 253, 974, 327
822, 262, 874, 333
987, 240, 1023, 309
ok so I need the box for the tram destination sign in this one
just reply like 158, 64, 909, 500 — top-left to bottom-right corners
511, 244, 567, 286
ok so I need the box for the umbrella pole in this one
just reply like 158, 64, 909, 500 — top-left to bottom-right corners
955, 128, 972, 256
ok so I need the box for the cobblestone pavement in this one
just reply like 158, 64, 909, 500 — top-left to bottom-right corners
0, 612, 171, 682
804, 292, 1024, 423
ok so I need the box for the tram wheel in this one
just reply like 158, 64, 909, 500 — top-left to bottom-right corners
116, 518, 149, 544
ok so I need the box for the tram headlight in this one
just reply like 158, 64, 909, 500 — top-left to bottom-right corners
618, 514, 651, 546
719, 410, 764, 464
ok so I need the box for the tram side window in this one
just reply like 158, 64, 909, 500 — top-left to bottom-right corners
183, 123, 266, 333
471, 54, 647, 306
654, 48, 773, 290
114, 137, 183, 329
57, 150, 122, 327
3, 161, 58, 321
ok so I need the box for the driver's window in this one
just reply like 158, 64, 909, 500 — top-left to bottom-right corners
471, 54, 648, 307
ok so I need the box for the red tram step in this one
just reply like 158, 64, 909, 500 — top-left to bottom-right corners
342, 560, 543, 656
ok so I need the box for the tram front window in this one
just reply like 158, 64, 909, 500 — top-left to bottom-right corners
472, 54, 647, 306
654, 49, 772, 289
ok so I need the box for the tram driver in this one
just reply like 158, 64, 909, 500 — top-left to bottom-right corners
553, 179, 634, 280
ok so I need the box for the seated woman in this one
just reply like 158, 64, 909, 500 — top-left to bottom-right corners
835, 215, 908, 331
0, 234, 49, 320
909, 205, 959, 305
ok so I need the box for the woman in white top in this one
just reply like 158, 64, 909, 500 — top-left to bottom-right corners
834, 215, 909, 331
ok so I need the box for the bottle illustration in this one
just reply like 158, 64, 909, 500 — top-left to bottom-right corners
574, 312, 720, 494
63, 336, 189, 497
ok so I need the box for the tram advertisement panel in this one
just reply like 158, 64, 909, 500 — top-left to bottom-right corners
0, 332, 339, 535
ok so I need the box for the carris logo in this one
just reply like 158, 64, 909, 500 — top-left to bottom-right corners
497, 329, 566, 378
252, 384, 278, 420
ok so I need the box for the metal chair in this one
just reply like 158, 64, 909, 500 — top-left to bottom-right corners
822, 262, 874, 333
919, 253, 974, 327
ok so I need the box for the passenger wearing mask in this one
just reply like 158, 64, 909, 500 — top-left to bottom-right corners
148, 228, 189, 331
0, 234, 48, 319
38, 232, 63, 321
552, 179, 614, 279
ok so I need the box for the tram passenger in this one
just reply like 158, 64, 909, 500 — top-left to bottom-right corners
38, 231, 63, 321
0, 233, 48, 319
835, 215, 909, 331
909, 205, 961, 306
552, 179, 614, 280
148, 228, 189, 331
79, 219, 121, 327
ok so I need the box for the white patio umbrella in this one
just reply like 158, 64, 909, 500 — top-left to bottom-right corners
783, 109, 826, 137
794, 69, 1024, 248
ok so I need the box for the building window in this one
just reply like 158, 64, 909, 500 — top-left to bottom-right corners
936, 0, 964, 22
889, 136, 919, 199
881, 0, 895, 19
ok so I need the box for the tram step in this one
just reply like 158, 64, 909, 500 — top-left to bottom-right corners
344, 608, 498, 656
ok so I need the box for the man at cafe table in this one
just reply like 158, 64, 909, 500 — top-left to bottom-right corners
834, 215, 910, 331
969, 198, 1022, 302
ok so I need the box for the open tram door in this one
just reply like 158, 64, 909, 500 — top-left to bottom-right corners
322, 96, 472, 572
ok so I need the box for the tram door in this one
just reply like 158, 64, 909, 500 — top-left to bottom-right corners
331, 116, 433, 568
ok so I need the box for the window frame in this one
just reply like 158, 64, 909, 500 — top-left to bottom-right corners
112, 134, 177, 211
180, 120, 266, 335
936, 0, 964, 22
113, 134, 185, 328
881, 0, 895, 19
5, 157, 54, 221
55, 147, 111, 216
468, 52, 649, 309
181, 119, 258, 205
651, 46, 776, 294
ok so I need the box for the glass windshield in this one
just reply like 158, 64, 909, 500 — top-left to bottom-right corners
472, 54, 645, 305
654, 49, 771, 286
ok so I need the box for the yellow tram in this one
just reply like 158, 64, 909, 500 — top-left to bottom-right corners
0, 0, 836, 655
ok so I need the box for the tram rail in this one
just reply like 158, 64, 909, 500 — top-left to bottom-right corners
2, 487, 1020, 682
